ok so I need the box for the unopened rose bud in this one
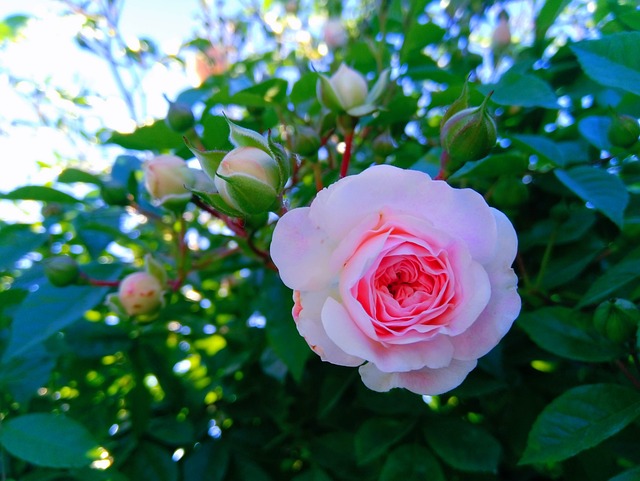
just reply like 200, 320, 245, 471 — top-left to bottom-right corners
143, 155, 194, 207
323, 18, 347, 48
118, 272, 164, 317
318, 64, 368, 113
594, 298, 640, 343
492, 11, 511, 51
44, 255, 79, 287
608, 113, 639, 149
214, 146, 281, 215
292, 126, 321, 157
372, 130, 397, 158
165, 100, 195, 133
440, 93, 497, 171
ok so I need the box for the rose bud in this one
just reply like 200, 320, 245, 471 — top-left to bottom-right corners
143, 155, 195, 207
323, 18, 348, 48
593, 298, 640, 343
44, 255, 79, 287
440, 93, 497, 172
317, 64, 368, 113
440, 79, 470, 131
118, 271, 164, 317
214, 146, 281, 215
292, 125, 321, 158
165, 100, 195, 133
492, 10, 511, 52
608, 113, 640, 149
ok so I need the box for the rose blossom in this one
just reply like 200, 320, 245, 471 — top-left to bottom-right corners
270, 165, 520, 395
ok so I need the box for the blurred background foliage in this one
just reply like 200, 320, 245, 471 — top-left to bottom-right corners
1, 0, 640, 480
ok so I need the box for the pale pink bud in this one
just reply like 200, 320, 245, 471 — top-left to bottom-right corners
492, 12, 511, 49
143, 155, 194, 205
323, 18, 347, 48
329, 64, 368, 112
118, 272, 163, 316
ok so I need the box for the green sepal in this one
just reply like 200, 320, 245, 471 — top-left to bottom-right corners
347, 103, 377, 117
191, 188, 246, 218
268, 135, 291, 190
225, 115, 272, 154
105, 292, 127, 318
184, 137, 226, 181
316, 73, 344, 112
218, 173, 279, 215
365, 68, 390, 106
440, 77, 470, 129
144, 254, 168, 288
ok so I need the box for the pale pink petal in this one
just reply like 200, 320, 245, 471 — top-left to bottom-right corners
308, 165, 498, 263
451, 209, 521, 360
322, 297, 455, 371
270, 207, 336, 291
295, 290, 364, 367
359, 359, 477, 395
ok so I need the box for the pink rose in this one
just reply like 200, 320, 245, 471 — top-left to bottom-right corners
270, 165, 520, 395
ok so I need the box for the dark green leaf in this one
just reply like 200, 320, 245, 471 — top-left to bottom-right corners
517, 307, 624, 362
183, 441, 230, 481
579, 246, 640, 307
380, 445, 445, 481
107, 119, 185, 150
486, 71, 558, 109
536, 0, 571, 40
2, 284, 111, 362
292, 467, 333, 481
571, 32, 640, 96
555, 166, 629, 227
122, 442, 178, 481
520, 384, 640, 464
0, 413, 99, 468
610, 466, 640, 481
423, 417, 501, 473
450, 153, 529, 180
0, 344, 54, 403
578, 116, 612, 150
1, 186, 80, 204
58, 168, 103, 185
354, 417, 414, 465
511, 134, 565, 167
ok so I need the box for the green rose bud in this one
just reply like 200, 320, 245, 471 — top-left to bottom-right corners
44, 255, 80, 287
593, 298, 640, 343
292, 125, 321, 158
143, 155, 195, 207
318, 63, 368, 112
214, 146, 281, 215
440, 93, 497, 172
440, 79, 470, 131
165, 99, 195, 133
118, 271, 164, 317
608, 113, 639, 149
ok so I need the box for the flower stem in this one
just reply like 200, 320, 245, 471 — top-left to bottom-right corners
340, 130, 354, 178
615, 359, 640, 391
533, 223, 558, 290
313, 163, 324, 192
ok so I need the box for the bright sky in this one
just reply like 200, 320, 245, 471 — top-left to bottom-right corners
0, 0, 206, 220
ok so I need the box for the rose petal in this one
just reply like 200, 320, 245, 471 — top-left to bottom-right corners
270, 207, 336, 291
451, 209, 521, 360
359, 359, 477, 395
309, 165, 498, 263
295, 290, 364, 367
322, 297, 455, 372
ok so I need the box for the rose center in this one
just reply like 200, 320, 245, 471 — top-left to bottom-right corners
376, 257, 444, 308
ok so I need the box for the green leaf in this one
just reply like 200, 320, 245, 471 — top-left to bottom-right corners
290, 72, 320, 106
520, 384, 640, 464
610, 466, 640, 481
535, 0, 571, 40
230, 78, 288, 107
423, 417, 501, 473
0, 223, 47, 270
122, 442, 178, 481
570, 32, 640, 97
226, 117, 271, 153
183, 441, 230, 481
578, 116, 612, 150
57, 168, 103, 185
401, 23, 445, 64
0, 345, 55, 403
579, 246, 640, 307
291, 467, 333, 481
486, 71, 558, 109
202, 115, 233, 150
354, 417, 414, 465
106, 119, 185, 150
450, 153, 529, 180
380, 445, 445, 481
2, 283, 111, 362
1, 186, 80, 204
555, 166, 629, 227
511, 134, 566, 167
0, 413, 99, 468
517, 307, 624, 362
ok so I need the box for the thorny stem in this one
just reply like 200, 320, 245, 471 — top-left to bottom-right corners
340, 130, 355, 178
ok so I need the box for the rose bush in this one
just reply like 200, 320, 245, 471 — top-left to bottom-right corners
271, 164, 521, 395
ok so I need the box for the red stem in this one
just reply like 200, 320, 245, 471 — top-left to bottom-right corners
85, 277, 120, 287
616, 360, 640, 391
340, 131, 354, 178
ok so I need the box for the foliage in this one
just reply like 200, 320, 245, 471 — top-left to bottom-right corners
1, 1, 640, 480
